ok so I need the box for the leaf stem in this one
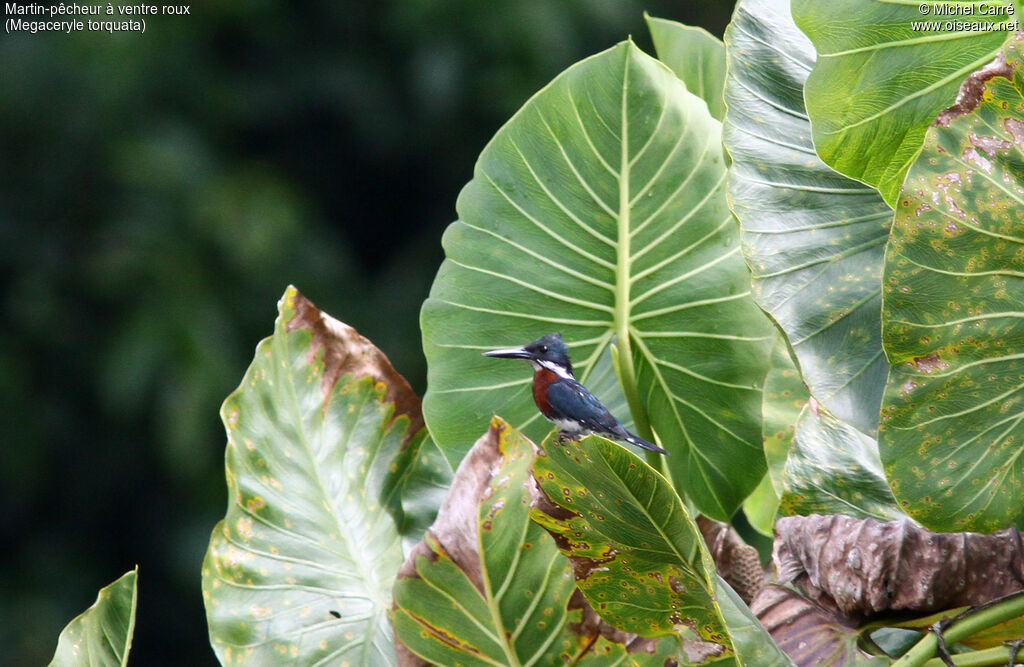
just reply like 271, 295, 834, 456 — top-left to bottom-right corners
921, 645, 1021, 667
893, 592, 1024, 667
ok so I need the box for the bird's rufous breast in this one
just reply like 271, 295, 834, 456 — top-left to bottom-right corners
531, 368, 559, 418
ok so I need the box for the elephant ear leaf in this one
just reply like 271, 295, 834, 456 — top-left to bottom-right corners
531, 435, 792, 666
422, 38, 774, 522
646, 14, 726, 120
725, 0, 893, 436
202, 286, 441, 665
49, 568, 138, 667
393, 418, 581, 665
880, 38, 1024, 533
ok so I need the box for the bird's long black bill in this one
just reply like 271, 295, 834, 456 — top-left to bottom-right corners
482, 346, 533, 360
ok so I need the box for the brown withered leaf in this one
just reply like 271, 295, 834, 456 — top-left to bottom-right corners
773, 515, 1024, 618
394, 421, 506, 667
395, 421, 503, 595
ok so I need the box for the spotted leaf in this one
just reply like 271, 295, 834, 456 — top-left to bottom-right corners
531, 435, 792, 666
201, 286, 449, 665
880, 40, 1024, 532
745, 335, 810, 534
761, 337, 810, 499
793, 0, 1017, 205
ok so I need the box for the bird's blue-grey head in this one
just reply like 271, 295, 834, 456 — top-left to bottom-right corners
483, 332, 574, 377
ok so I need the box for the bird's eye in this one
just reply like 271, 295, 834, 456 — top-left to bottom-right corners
540, 345, 548, 353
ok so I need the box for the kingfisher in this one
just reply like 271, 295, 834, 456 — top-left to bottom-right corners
483, 333, 668, 454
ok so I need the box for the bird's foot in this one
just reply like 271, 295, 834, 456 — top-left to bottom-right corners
557, 430, 582, 444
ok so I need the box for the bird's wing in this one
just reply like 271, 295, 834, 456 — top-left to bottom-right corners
546, 379, 622, 433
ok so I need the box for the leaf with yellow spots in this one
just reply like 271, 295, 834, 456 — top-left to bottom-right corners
394, 418, 678, 665
393, 418, 578, 666
531, 434, 792, 666
202, 286, 451, 665
49, 567, 138, 667
745, 335, 809, 535
760, 338, 809, 499
880, 37, 1024, 533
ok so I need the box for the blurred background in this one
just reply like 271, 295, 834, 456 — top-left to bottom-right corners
1, 1, 734, 663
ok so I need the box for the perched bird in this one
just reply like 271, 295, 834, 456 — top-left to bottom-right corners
483, 333, 668, 454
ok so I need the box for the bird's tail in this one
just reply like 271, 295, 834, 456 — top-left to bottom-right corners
624, 432, 669, 455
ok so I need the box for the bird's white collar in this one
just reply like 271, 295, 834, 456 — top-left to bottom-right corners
530, 358, 574, 380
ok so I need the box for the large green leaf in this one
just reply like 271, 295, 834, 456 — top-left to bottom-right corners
392, 418, 580, 666
880, 45, 1024, 532
779, 401, 908, 522
422, 40, 775, 520
202, 287, 445, 665
49, 568, 137, 667
531, 435, 792, 666
724, 0, 894, 436
646, 15, 726, 121
793, 0, 1016, 205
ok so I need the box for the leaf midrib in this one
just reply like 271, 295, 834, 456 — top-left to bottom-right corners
278, 329, 392, 657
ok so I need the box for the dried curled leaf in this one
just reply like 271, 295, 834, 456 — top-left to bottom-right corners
773, 515, 1024, 618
